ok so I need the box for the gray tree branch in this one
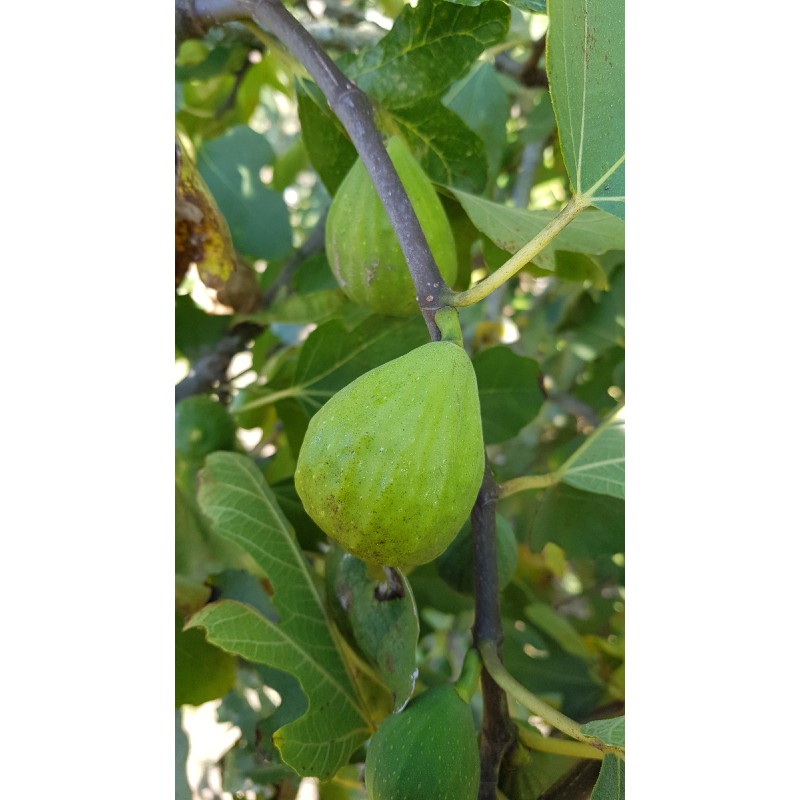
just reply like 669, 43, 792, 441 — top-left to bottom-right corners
471, 457, 518, 799
175, 212, 327, 404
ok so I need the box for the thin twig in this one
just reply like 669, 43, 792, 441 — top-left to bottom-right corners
175, 321, 263, 404
175, 213, 327, 403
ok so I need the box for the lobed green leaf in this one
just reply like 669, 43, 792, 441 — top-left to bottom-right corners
343, 0, 510, 109
188, 453, 372, 779
547, 0, 625, 217
472, 346, 543, 444
198, 125, 293, 260
449, 188, 624, 269
561, 406, 624, 499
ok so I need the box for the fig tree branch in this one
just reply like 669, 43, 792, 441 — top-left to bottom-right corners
247, 0, 448, 336
175, 212, 327, 404
175, 321, 263, 404
471, 459, 517, 800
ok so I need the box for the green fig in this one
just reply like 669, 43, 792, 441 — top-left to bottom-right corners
294, 341, 484, 569
364, 683, 479, 800
325, 137, 458, 317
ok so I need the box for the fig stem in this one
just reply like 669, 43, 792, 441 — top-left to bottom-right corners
447, 193, 588, 308
454, 648, 482, 703
497, 471, 561, 498
471, 459, 517, 799
433, 306, 464, 347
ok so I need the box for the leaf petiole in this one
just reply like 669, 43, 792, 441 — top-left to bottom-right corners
478, 642, 624, 760
497, 472, 561, 498
444, 194, 588, 308
515, 724, 604, 761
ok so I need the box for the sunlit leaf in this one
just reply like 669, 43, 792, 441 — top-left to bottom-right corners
343, 0, 509, 108
391, 99, 488, 193
561, 406, 624, 498
547, 0, 625, 217
450, 188, 624, 269
198, 125, 293, 260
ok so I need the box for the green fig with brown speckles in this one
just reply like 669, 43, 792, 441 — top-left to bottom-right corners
364, 683, 479, 800
325, 137, 458, 317
294, 341, 484, 569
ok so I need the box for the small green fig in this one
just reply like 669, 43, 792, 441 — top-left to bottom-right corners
364, 683, 479, 800
325, 137, 458, 317
294, 341, 484, 569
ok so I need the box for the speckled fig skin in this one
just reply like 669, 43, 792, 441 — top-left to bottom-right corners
364, 684, 479, 800
325, 137, 458, 317
294, 341, 484, 569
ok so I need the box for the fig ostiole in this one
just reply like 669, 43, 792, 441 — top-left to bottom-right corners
294, 341, 484, 570
325, 137, 458, 317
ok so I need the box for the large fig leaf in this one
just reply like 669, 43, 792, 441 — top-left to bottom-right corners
547, 0, 625, 218
296, 78, 357, 195
472, 346, 543, 445
444, 62, 510, 185
528, 484, 623, 559
449, 188, 624, 270
390, 99, 488, 193
291, 315, 430, 416
187, 453, 372, 780
560, 406, 624, 499
197, 125, 293, 260
342, 0, 509, 109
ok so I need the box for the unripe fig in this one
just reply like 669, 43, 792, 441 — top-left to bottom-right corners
294, 341, 484, 569
364, 683, 479, 800
325, 138, 458, 317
